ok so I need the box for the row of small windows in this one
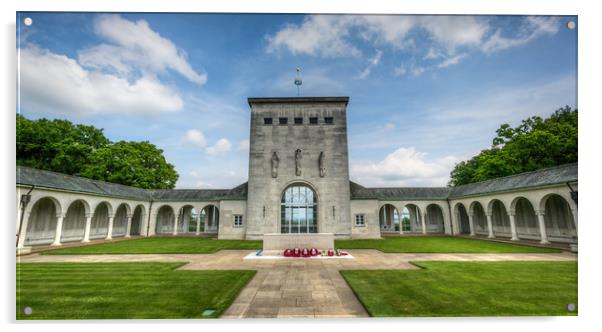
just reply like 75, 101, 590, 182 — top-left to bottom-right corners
264, 117, 334, 125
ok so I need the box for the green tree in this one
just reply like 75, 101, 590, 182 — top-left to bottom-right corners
79, 141, 179, 189
16, 114, 110, 174
449, 106, 577, 186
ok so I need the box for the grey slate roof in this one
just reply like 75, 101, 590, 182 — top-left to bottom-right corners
350, 181, 450, 200
16, 166, 247, 201
17, 163, 577, 202
17, 166, 151, 200
448, 163, 578, 198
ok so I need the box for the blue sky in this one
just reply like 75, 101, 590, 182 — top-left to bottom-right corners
16, 13, 577, 188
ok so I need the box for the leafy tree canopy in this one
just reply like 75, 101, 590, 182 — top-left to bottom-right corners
17, 115, 179, 189
80, 141, 178, 190
448, 106, 577, 186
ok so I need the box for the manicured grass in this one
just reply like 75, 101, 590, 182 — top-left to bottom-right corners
335, 236, 561, 253
16, 262, 255, 319
44, 237, 262, 255
341, 261, 577, 317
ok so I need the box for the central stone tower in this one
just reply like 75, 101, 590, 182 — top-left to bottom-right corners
245, 97, 352, 239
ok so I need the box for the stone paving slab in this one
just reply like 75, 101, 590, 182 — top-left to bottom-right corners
17, 249, 576, 319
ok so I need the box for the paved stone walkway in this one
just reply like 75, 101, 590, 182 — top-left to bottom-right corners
18, 250, 576, 318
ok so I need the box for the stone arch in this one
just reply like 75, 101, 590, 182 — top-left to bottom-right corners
112, 203, 131, 237
488, 199, 511, 237
454, 203, 470, 235
61, 199, 90, 243
177, 205, 198, 234
379, 204, 399, 233
155, 205, 176, 235
469, 201, 488, 235
25, 196, 61, 246
130, 204, 145, 236
400, 204, 422, 233
511, 197, 539, 239
90, 201, 112, 240
425, 203, 445, 233
540, 194, 577, 242
199, 204, 220, 233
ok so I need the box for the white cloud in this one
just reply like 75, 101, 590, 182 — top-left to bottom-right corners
394, 63, 426, 77
266, 15, 360, 58
351, 147, 460, 187
384, 122, 396, 130
238, 139, 250, 151
79, 15, 206, 84
182, 129, 207, 149
356, 50, 382, 79
436, 53, 468, 68
206, 138, 232, 156
481, 16, 560, 54
19, 46, 183, 115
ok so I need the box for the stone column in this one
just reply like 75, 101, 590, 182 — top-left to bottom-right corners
204, 212, 209, 233
51, 213, 65, 246
421, 211, 427, 234
125, 215, 133, 238
195, 214, 201, 235
105, 215, 114, 240
486, 213, 495, 238
571, 209, 578, 234
536, 210, 550, 244
82, 213, 92, 242
17, 212, 30, 249
508, 211, 519, 241
172, 212, 179, 236
467, 212, 475, 236
398, 206, 404, 235
148, 213, 158, 237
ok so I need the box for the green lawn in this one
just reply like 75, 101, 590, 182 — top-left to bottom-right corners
335, 236, 561, 253
16, 262, 255, 319
44, 237, 262, 255
341, 261, 577, 317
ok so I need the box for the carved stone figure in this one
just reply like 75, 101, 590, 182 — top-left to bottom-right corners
295, 149, 302, 176
318, 151, 326, 177
271, 152, 279, 178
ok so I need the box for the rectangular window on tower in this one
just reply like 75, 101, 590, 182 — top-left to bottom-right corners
309, 117, 318, 125
264, 117, 273, 125
294, 117, 303, 125
279, 117, 288, 125
233, 215, 243, 227
324, 117, 334, 125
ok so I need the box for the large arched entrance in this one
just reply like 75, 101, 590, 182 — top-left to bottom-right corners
25, 197, 60, 246
280, 184, 317, 234
379, 204, 399, 233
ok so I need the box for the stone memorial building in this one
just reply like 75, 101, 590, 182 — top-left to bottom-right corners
16, 97, 578, 250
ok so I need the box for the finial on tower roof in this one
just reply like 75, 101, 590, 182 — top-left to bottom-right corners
294, 67, 302, 96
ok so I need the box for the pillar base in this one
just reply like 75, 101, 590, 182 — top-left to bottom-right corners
51, 242, 62, 246
105, 236, 112, 241
82, 239, 90, 243
540, 240, 550, 245
125, 235, 131, 238
469, 233, 475, 236
511, 236, 519, 241
488, 235, 495, 239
